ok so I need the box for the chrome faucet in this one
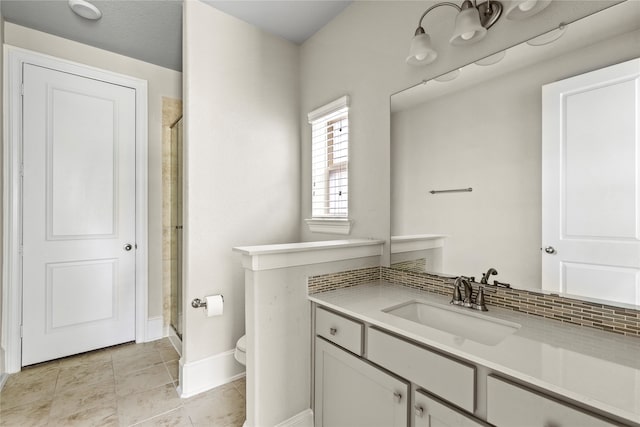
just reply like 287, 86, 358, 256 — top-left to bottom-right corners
451, 276, 473, 308
450, 271, 511, 312
451, 276, 489, 311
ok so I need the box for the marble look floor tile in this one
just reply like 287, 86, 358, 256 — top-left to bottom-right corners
113, 348, 163, 377
109, 342, 155, 361
158, 346, 180, 363
58, 348, 113, 369
117, 383, 182, 426
232, 377, 246, 398
165, 359, 179, 382
48, 400, 118, 427
0, 365, 58, 410
115, 363, 173, 397
56, 360, 114, 391
50, 378, 116, 419
3, 362, 59, 389
184, 383, 245, 427
0, 399, 51, 427
153, 338, 175, 350
134, 407, 193, 427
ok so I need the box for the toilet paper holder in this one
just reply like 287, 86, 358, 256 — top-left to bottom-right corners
191, 296, 224, 309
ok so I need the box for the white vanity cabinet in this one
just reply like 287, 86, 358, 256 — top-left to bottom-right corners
487, 376, 617, 427
312, 304, 630, 427
415, 390, 490, 427
314, 337, 409, 427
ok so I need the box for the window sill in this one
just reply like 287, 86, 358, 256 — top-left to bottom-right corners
305, 218, 353, 235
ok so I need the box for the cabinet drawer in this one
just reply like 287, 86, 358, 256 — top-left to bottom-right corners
415, 390, 489, 427
367, 328, 475, 413
487, 375, 618, 427
316, 307, 363, 355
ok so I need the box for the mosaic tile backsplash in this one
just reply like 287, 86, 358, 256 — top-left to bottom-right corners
308, 267, 380, 295
308, 266, 640, 338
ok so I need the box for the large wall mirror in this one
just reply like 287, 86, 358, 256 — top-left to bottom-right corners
390, 1, 640, 309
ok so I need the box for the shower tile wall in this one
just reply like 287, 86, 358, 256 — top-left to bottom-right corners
162, 97, 183, 335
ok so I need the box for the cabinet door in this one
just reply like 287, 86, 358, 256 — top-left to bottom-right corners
487, 376, 617, 427
315, 337, 409, 427
414, 390, 489, 427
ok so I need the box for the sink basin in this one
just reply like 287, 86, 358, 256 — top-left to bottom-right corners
383, 300, 520, 346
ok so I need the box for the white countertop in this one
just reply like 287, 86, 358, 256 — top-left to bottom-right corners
233, 239, 384, 271
309, 282, 640, 424
233, 238, 383, 255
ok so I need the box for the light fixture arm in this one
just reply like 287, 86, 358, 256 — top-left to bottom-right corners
407, 0, 502, 66
415, 0, 500, 35
416, 2, 462, 34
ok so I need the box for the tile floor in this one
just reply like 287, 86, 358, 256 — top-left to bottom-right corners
0, 339, 246, 426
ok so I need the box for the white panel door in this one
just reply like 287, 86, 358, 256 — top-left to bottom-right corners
542, 58, 640, 305
22, 63, 136, 366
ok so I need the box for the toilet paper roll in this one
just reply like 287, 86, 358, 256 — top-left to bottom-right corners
205, 295, 224, 317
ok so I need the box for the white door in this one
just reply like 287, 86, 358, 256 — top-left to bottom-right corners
541, 58, 640, 305
22, 63, 137, 366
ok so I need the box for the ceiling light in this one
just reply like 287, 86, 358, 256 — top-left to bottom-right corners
68, 0, 102, 21
406, 1, 503, 66
450, 2, 487, 45
505, 0, 550, 20
407, 30, 438, 65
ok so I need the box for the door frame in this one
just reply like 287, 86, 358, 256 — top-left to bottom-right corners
2, 46, 149, 373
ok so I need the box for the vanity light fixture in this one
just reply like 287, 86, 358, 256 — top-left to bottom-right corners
407, 0, 503, 66
504, 0, 550, 20
68, 0, 102, 20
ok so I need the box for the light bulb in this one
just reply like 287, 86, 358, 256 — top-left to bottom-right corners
416, 52, 427, 61
518, 0, 537, 12
461, 31, 475, 40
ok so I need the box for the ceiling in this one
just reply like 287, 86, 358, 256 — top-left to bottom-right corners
0, 0, 352, 72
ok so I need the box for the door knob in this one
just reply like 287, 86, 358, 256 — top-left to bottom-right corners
124, 243, 133, 251
544, 246, 556, 254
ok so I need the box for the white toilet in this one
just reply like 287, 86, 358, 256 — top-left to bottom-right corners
234, 334, 247, 366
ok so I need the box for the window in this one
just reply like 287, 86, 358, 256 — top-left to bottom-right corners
306, 96, 352, 234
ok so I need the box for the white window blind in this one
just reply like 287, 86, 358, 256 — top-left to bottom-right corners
308, 96, 349, 219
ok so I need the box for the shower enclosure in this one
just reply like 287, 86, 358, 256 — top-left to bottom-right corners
170, 117, 183, 339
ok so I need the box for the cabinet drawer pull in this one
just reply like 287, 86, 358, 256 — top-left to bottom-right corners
393, 391, 402, 403
415, 405, 424, 417
329, 327, 337, 336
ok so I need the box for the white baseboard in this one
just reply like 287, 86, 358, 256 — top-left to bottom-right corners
178, 349, 245, 398
275, 409, 314, 427
146, 316, 164, 342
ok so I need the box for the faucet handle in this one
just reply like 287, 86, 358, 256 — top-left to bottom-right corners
493, 280, 511, 288
474, 287, 489, 311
